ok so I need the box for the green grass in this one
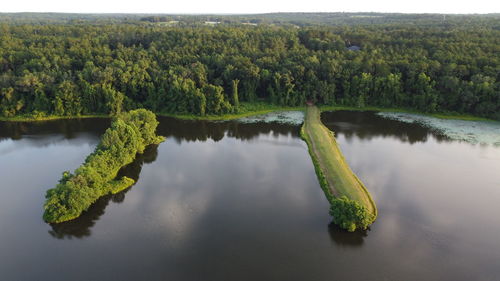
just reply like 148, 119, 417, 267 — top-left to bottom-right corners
159, 102, 305, 121
0, 102, 305, 122
110, 177, 136, 194
0, 102, 491, 123
302, 105, 377, 217
0, 114, 108, 122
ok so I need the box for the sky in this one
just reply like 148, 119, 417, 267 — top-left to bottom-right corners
0, 0, 498, 14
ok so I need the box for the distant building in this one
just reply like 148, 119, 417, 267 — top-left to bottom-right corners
347, 45, 361, 51
204, 21, 221, 25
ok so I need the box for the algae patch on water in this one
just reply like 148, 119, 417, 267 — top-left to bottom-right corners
237, 111, 304, 125
378, 112, 500, 146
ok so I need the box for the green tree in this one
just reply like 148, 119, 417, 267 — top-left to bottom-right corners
231, 79, 240, 110
101, 84, 124, 115
55, 80, 82, 116
329, 196, 374, 232
203, 84, 232, 115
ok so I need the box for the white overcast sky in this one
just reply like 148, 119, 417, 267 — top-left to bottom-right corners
1, 0, 498, 14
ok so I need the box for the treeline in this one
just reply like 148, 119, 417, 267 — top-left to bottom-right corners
2, 12, 498, 27
0, 21, 499, 119
43, 109, 164, 223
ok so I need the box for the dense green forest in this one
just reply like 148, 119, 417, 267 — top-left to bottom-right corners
43, 109, 164, 223
0, 13, 499, 119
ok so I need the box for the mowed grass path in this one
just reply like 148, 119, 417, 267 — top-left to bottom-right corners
302, 105, 377, 216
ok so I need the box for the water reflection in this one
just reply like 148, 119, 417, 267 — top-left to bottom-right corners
48, 194, 111, 239
321, 110, 449, 144
1, 112, 499, 281
8, 117, 302, 240
156, 116, 300, 143
327, 222, 368, 247
0, 117, 304, 242
0, 111, 455, 147
0, 118, 110, 141
0, 117, 299, 144
48, 144, 159, 239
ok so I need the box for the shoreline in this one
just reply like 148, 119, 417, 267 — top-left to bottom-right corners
0, 103, 494, 123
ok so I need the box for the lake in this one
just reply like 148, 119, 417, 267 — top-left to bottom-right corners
0, 111, 499, 281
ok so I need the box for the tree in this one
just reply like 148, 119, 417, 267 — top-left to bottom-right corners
0, 87, 21, 117
231, 79, 240, 109
412, 73, 438, 112
101, 84, 124, 115
329, 196, 374, 232
351, 73, 372, 107
0, 20, 497, 120
55, 80, 82, 116
203, 84, 232, 115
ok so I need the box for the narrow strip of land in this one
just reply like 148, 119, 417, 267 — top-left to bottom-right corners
43, 109, 165, 223
302, 105, 377, 216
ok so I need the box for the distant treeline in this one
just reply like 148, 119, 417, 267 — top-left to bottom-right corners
0, 18, 499, 119
2, 12, 499, 27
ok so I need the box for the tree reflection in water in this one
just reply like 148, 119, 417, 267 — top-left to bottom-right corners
321, 110, 449, 144
3, 113, 437, 241
48, 144, 159, 239
328, 222, 368, 247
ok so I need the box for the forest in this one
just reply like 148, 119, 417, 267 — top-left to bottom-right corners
0, 13, 499, 120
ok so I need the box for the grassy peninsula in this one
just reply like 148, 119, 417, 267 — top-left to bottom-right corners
301, 105, 376, 231
43, 109, 165, 223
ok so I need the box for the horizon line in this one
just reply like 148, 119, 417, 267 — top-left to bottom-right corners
1, 11, 499, 15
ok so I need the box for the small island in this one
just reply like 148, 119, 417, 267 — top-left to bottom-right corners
43, 109, 165, 223
301, 105, 377, 231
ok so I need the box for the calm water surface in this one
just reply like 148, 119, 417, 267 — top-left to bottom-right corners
0, 111, 499, 281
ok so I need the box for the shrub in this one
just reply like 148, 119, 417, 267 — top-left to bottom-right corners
329, 196, 375, 232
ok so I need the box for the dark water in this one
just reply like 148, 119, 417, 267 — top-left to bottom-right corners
0, 112, 499, 281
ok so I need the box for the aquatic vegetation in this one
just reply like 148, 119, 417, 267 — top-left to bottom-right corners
43, 109, 165, 223
238, 110, 304, 125
378, 112, 500, 146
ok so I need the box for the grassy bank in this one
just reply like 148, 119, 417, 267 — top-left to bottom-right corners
159, 102, 305, 121
301, 105, 377, 217
0, 102, 492, 123
0, 114, 108, 122
0, 102, 305, 122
